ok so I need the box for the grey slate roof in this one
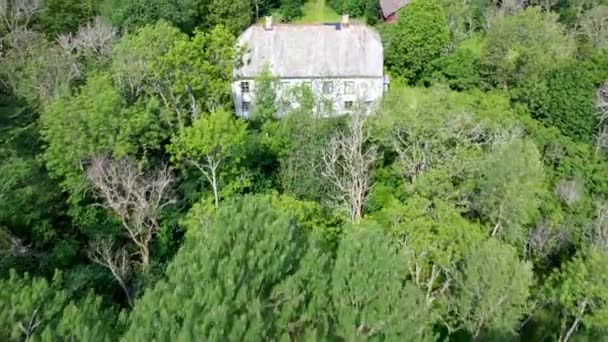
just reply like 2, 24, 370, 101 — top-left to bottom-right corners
380, 0, 409, 17
235, 24, 383, 79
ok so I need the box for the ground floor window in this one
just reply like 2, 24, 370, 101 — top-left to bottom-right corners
242, 101, 250, 115
344, 101, 354, 110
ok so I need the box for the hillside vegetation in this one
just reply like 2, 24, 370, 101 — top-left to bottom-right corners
1, 0, 608, 340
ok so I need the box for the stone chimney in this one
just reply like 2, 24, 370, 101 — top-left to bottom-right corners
341, 14, 350, 28
265, 16, 273, 30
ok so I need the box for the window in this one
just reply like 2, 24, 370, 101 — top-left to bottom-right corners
280, 81, 290, 90
344, 81, 354, 94
242, 101, 250, 115
241, 81, 250, 93
322, 81, 333, 94
344, 101, 354, 110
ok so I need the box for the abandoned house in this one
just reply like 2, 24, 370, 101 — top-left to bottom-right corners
232, 15, 387, 118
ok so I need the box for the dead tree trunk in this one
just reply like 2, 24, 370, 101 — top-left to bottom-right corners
322, 107, 378, 222
87, 156, 174, 271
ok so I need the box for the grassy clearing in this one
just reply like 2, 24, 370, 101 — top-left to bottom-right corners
295, 0, 342, 24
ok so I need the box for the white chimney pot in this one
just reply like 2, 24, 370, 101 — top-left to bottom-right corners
341, 14, 350, 27
265, 16, 273, 30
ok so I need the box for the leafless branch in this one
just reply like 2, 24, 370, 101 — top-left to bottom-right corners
322, 107, 378, 221
57, 17, 117, 58
87, 155, 174, 270
554, 178, 584, 207
0, 0, 41, 34
587, 201, 608, 255
0, 227, 30, 256
88, 238, 133, 306
595, 82, 608, 156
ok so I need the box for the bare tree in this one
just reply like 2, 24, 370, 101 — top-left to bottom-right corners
595, 82, 608, 156
525, 219, 570, 261
588, 201, 608, 255
579, 5, 608, 50
391, 129, 434, 183
322, 107, 378, 222
89, 239, 132, 306
87, 156, 174, 270
57, 17, 117, 58
555, 178, 584, 207
0, 0, 41, 34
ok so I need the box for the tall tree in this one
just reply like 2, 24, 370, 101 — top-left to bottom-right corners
544, 248, 608, 341
205, 0, 252, 35
0, 270, 119, 341
331, 226, 435, 341
151, 25, 239, 130
169, 110, 249, 208
453, 239, 533, 339
124, 195, 311, 340
383, 0, 450, 83
87, 155, 174, 271
322, 108, 378, 222
474, 137, 545, 245
481, 7, 575, 89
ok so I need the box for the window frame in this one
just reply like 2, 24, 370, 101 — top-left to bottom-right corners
242, 100, 250, 114
344, 100, 354, 110
344, 81, 354, 95
322, 81, 333, 94
241, 81, 250, 94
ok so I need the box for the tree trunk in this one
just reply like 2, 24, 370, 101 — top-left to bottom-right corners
560, 300, 587, 342
211, 165, 219, 208
560, 316, 581, 342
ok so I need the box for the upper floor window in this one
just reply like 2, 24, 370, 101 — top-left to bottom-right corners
323, 81, 333, 94
344, 81, 354, 95
241, 81, 250, 93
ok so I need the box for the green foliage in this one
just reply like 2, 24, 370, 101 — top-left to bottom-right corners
124, 195, 310, 340
480, 7, 575, 89
3, 1, 608, 340
384, 0, 450, 83
280, 0, 304, 21
523, 59, 606, 143
110, 21, 186, 100
436, 35, 483, 90
205, 0, 253, 34
453, 239, 533, 338
544, 248, 608, 339
169, 110, 250, 205
251, 66, 279, 121
0, 270, 119, 341
39, 0, 97, 37
100, 0, 199, 31
330, 226, 435, 340
262, 97, 339, 201
473, 138, 545, 245
152, 25, 239, 129
1, 34, 81, 108
41, 74, 164, 197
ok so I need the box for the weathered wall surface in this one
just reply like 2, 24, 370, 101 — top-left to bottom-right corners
232, 77, 385, 118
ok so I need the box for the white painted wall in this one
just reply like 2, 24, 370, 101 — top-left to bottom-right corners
232, 77, 385, 118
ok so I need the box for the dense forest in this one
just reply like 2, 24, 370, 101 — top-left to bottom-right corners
1, 0, 608, 340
